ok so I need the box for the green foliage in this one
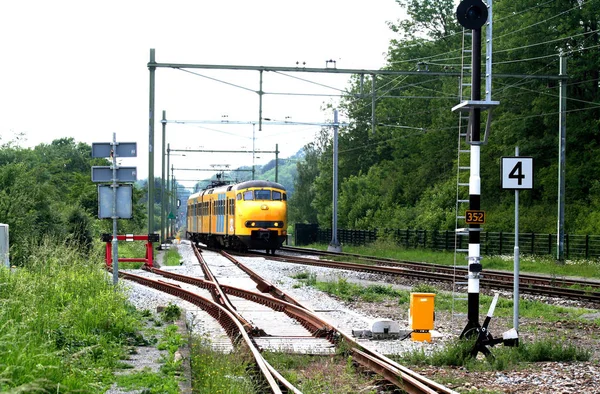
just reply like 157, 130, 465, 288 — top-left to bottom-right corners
0, 138, 148, 265
315, 277, 405, 302
288, 144, 322, 224
191, 337, 257, 393
398, 337, 590, 370
289, 0, 600, 236
516, 339, 591, 362
116, 323, 184, 394
163, 246, 183, 266
160, 304, 182, 323
263, 351, 379, 393
116, 369, 180, 394
0, 241, 141, 392
291, 271, 317, 286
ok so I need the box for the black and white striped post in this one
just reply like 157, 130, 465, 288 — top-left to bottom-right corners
455, 0, 488, 338
454, 0, 519, 355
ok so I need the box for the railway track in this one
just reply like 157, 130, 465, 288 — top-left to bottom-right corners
260, 246, 600, 303
119, 244, 458, 394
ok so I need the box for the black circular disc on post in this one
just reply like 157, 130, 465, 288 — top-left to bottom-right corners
456, 0, 488, 30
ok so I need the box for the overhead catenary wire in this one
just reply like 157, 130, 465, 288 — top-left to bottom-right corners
160, 0, 598, 162
494, 0, 599, 41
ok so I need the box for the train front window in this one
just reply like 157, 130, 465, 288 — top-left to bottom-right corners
243, 191, 253, 200
272, 191, 282, 200
255, 190, 271, 200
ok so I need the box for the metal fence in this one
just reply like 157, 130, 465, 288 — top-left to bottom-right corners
308, 227, 600, 259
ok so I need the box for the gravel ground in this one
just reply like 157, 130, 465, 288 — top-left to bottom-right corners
117, 241, 600, 393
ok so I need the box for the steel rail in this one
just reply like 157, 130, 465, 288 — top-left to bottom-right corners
281, 245, 600, 289
219, 249, 313, 308
190, 245, 257, 333
193, 248, 458, 393
118, 270, 289, 393
147, 267, 337, 338
276, 247, 600, 303
129, 267, 454, 392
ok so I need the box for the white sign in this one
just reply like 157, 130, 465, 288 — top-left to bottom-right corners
502, 157, 533, 190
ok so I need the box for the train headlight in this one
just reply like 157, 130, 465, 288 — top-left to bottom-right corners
251, 222, 256, 227
261, 204, 268, 210
274, 222, 279, 227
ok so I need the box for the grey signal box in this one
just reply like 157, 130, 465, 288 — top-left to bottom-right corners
98, 185, 133, 219
92, 166, 137, 183
92, 142, 137, 158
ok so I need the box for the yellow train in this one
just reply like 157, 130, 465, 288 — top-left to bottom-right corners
186, 180, 287, 253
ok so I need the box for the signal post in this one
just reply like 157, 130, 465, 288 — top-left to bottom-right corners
453, 0, 518, 356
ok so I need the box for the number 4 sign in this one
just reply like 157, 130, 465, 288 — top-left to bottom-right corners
502, 157, 534, 190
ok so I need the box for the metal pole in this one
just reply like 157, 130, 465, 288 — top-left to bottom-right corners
557, 52, 567, 263
371, 75, 376, 134
328, 109, 342, 252
252, 123, 256, 180
275, 143, 279, 183
258, 71, 263, 131
485, 0, 493, 102
161, 110, 166, 246
461, 26, 482, 338
0, 224, 9, 269
112, 133, 119, 285
166, 143, 171, 238
514, 146, 520, 331
171, 167, 176, 235
148, 48, 156, 236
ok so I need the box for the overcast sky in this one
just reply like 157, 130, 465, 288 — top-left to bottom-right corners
1, 0, 404, 189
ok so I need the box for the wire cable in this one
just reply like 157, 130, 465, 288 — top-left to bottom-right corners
177, 68, 257, 94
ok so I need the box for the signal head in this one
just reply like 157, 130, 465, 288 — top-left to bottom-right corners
456, 0, 488, 30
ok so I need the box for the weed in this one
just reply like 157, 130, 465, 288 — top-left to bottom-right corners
396, 337, 590, 371
161, 303, 182, 323
163, 247, 183, 266
291, 271, 310, 280
0, 240, 142, 392
190, 337, 256, 393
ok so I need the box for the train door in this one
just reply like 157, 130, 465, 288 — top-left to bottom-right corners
216, 193, 226, 234
227, 197, 235, 235
191, 202, 197, 233
209, 199, 214, 234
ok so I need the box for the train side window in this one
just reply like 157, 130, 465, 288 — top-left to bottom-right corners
237, 193, 242, 200
244, 191, 253, 200
255, 190, 271, 200
272, 191, 282, 200
283, 193, 287, 201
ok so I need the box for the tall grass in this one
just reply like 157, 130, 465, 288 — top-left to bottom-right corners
190, 336, 257, 393
397, 337, 591, 370
0, 239, 140, 392
163, 246, 182, 266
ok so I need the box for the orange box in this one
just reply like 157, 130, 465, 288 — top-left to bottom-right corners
409, 293, 435, 331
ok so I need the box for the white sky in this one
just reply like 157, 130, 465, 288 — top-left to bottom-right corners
0, 0, 404, 189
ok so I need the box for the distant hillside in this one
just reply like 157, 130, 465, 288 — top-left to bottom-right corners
193, 149, 303, 197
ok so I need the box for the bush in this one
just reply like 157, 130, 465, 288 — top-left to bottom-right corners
0, 239, 141, 392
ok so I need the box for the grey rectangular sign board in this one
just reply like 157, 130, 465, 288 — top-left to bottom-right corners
92, 166, 137, 182
92, 142, 137, 158
98, 185, 133, 219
